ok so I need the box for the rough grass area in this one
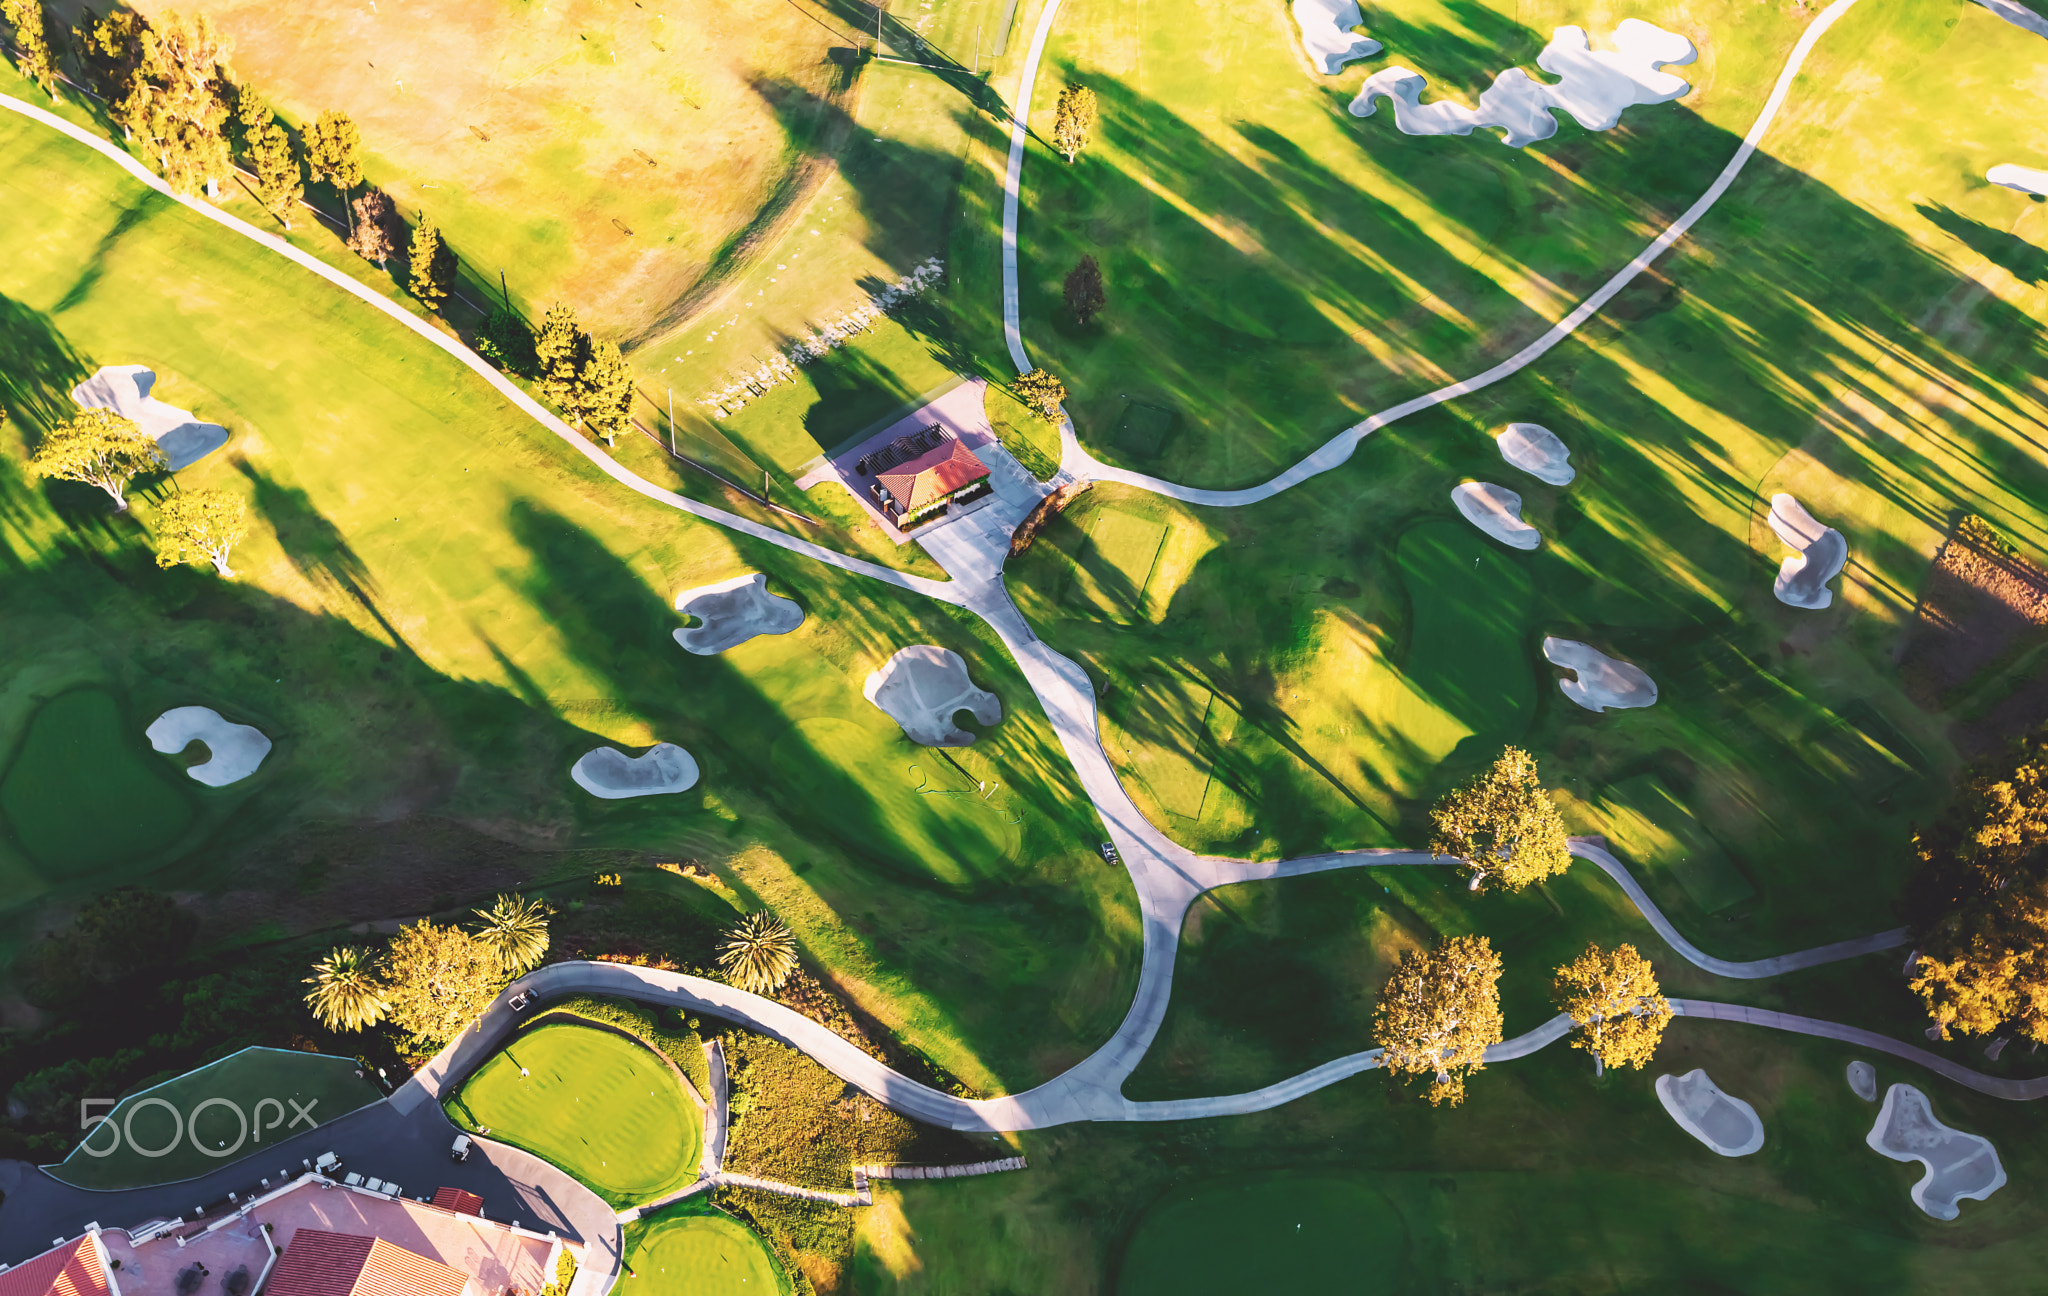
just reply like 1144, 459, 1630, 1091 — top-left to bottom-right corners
100, 0, 849, 341
621, 1198, 789, 1296
47, 1048, 380, 1189
446, 1021, 701, 1207
0, 687, 195, 881
721, 1032, 991, 1190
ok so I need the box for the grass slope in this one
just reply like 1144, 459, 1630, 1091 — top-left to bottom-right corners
48, 1048, 381, 1189
0, 105, 1138, 1096
447, 1022, 701, 1207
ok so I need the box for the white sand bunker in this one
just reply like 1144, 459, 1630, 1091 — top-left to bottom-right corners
1292, 0, 1381, 74
1656, 1068, 1765, 1157
1497, 423, 1575, 485
1848, 1060, 1877, 1102
1866, 1084, 2006, 1220
1350, 20, 1695, 148
1988, 163, 2048, 196
571, 743, 700, 799
672, 573, 804, 655
1542, 638, 1657, 712
1768, 493, 1847, 610
864, 645, 1001, 748
72, 365, 228, 471
1451, 482, 1540, 550
147, 706, 272, 787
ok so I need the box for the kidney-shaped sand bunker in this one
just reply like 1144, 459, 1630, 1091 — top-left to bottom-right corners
864, 646, 1002, 747
146, 706, 272, 787
571, 743, 700, 799
672, 573, 804, 655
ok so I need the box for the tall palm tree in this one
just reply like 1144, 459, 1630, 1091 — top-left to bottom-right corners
717, 913, 799, 995
472, 893, 553, 973
303, 946, 388, 1032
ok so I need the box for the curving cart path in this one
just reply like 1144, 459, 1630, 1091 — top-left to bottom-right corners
2, 1, 2039, 1250
999, 0, 1870, 504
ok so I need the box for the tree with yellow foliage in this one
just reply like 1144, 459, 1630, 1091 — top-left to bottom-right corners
1428, 746, 1573, 893
1552, 942, 1672, 1075
1372, 935, 1503, 1107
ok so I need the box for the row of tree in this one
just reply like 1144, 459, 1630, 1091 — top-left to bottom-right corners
1375, 935, 1673, 1106
1367, 746, 1659, 1106
21, 408, 248, 572
303, 894, 803, 1051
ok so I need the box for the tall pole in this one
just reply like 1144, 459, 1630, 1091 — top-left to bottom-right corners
499, 268, 508, 308
667, 388, 676, 456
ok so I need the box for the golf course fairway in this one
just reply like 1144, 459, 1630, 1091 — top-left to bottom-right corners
447, 1022, 701, 1207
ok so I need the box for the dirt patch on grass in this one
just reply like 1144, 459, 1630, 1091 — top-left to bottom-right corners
1899, 517, 2048, 735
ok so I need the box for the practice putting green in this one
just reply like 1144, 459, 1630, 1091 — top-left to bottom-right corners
1116, 1169, 1999, 1295
47, 1047, 381, 1189
0, 688, 195, 883
620, 1204, 787, 1296
447, 1022, 701, 1206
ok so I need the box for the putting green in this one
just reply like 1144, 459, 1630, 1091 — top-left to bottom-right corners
1117, 1170, 1982, 1295
447, 1022, 701, 1206
0, 689, 195, 884
47, 1047, 381, 1189
620, 1205, 786, 1295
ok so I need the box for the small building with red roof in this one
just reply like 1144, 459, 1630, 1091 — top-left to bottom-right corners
874, 439, 991, 525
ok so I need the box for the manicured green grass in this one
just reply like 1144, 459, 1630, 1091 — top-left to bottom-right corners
1116, 1168, 2008, 1295
0, 687, 194, 881
447, 1022, 701, 1207
1585, 772, 1755, 915
621, 1201, 789, 1296
0, 104, 1140, 1098
1016, 0, 1818, 486
47, 1047, 381, 1189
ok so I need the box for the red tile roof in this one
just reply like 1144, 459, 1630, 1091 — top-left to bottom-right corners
877, 440, 989, 513
265, 1229, 469, 1296
430, 1187, 484, 1217
0, 1236, 108, 1296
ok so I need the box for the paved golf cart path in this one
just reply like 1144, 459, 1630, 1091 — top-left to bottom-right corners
2, 1, 2039, 1255
999, 0, 1870, 503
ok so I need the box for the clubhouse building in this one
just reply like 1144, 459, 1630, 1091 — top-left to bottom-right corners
0, 1174, 569, 1296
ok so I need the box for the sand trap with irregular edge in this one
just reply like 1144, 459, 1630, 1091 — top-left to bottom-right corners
1848, 1060, 1877, 1102
1656, 1068, 1765, 1156
1292, 0, 1381, 74
1451, 482, 1540, 549
71, 365, 229, 471
1542, 638, 1657, 712
1350, 20, 1695, 147
1988, 163, 2048, 196
1497, 423, 1575, 485
864, 645, 1002, 748
1768, 493, 1847, 609
672, 573, 805, 655
1866, 1083, 2005, 1219
146, 706, 272, 787
571, 743, 700, 798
